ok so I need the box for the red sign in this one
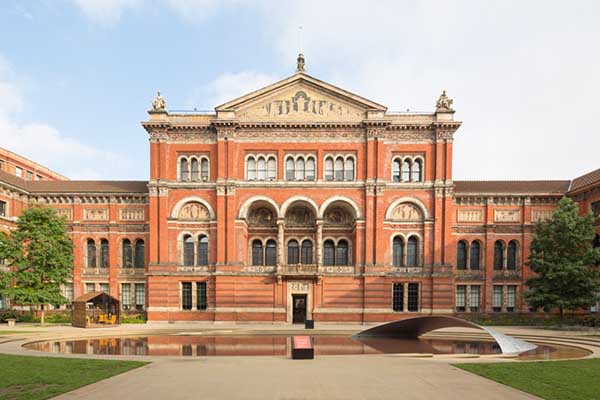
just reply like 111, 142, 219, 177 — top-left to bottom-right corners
293, 336, 312, 349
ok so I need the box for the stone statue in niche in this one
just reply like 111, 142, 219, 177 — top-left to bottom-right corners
178, 202, 209, 221
286, 207, 314, 226
324, 207, 351, 226
436, 90, 454, 112
391, 203, 422, 221
248, 207, 274, 225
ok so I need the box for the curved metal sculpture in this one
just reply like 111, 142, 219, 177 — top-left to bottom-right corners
354, 316, 537, 355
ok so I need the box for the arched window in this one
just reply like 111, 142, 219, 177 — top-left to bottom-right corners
265, 240, 277, 266
257, 157, 266, 180
200, 158, 209, 180
324, 158, 334, 181
267, 157, 277, 180
183, 235, 194, 266
324, 240, 335, 266
87, 239, 96, 268
334, 157, 344, 181
406, 236, 418, 267
392, 159, 401, 182
190, 158, 199, 181
507, 240, 518, 270
122, 239, 132, 268
288, 240, 299, 264
180, 158, 189, 181
336, 240, 349, 266
344, 158, 354, 181
247, 157, 256, 180
100, 239, 109, 268
252, 239, 264, 266
402, 160, 411, 182
295, 158, 305, 181
134, 240, 145, 268
306, 157, 315, 181
457, 240, 467, 270
494, 241, 504, 270
197, 235, 209, 266
470, 241, 481, 270
393, 236, 404, 267
301, 240, 313, 264
411, 159, 422, 182
286, 158, 295, 181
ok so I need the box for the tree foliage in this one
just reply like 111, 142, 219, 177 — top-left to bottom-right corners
0, 207, 73, 318
524, 197, 600, 319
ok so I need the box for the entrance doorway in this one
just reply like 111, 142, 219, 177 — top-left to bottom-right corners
292, 294, 307, 324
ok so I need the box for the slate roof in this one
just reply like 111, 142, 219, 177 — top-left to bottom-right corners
454, 180, 571, 194
570, 168, 600, 192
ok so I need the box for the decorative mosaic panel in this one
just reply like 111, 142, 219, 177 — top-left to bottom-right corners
120, 208, 145, 221
531, 209, 553, 223
494, 209, 520, 223
457, 209, 483, 223
55, 208, 72, 220
83, 208, 109, 221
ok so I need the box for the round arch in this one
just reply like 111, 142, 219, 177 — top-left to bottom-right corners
319, 196, 361, 219
171, 196, 216, 220
385, 196, 430, 221
280, 195, 320, 219
238, 196, 280, 220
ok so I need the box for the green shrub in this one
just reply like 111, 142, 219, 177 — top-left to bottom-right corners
121, 314, 146, 324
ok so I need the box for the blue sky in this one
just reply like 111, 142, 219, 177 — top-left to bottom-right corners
0, 0, 598, 181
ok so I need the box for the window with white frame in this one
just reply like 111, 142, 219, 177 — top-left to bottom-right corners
392, 282, 420, 312
285, 155, 316, 181
492, 285, 503, 312
0, 200, 6, 217
324, 155, 355, 181
135, 283, 145, 310
121, 283, 131, 310
181, 282, 204, 311
15, 167, 22, 177
391, 156, 424, 182
455, 285, 466, 312
470, 285, 481, 312
179, 155, 210, 182
85, 283, 95, 293
246, 155, 277, 181
506, 285, 517, 312
100, 283, 109, 293
63, 283, 73, 302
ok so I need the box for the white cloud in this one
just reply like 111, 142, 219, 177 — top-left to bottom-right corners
71, 0, 143, 26
0, 55, 134, 180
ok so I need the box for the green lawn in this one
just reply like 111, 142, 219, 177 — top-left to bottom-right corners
0, 354, 148, 400
455, 358, 600, 400
0, 331, 34, 335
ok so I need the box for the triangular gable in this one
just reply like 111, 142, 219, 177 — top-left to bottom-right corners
215, 73, 387, 122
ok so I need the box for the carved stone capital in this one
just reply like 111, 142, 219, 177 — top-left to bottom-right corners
226, 186, 236, 196
149, 129, 169, 142
158, 187, 169, 197
216, 186, 226, 196
366, 127, 386, 139
217, 128, 236, 139
148, 186, 158, 196
436, 131, 454, 141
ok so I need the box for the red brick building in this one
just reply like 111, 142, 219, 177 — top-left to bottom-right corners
1, 59, 598, 321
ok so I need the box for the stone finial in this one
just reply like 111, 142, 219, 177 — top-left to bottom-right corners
296, 53, 306, 73
436, 90, 454, 112
151, 90, 167, 112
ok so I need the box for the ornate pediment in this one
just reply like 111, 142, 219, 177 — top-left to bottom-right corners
215, 74, 386, 122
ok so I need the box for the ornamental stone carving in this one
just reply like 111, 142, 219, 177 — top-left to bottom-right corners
285, 206, 315, 226
390, 203, 422, 221
457, 209, 483, 223
178, 202, 210, 221
151, 91, 166, 112
296, 53, 306, 72
531, 209, 553, 223
494, 209, 520, 223
56, 208, 73, 220
248, 207, 275, 225
120, 208, 145, 221
436, 90, 454, 112
83, 208, 108, 221
324, 207, 352, 226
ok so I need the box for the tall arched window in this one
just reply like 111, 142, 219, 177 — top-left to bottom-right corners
267, 157, 277, 180
457, 240, 467, 270
134, 240, 145, 268
265, 240, 277, 266
180, 159, 189, 181
494, 241, 504, 270
324, 240, 335, 265
406, 236, 418, 267
197, 235, 209, 266
344, 158, 355, 181
247, 157, 256, 180
301, 240, 313, 264
190, 158, 199, 181
411, 159, 422, 182
87, 239, 96, 268
334, 157, 344, 181
295, 158, 305, 181
286, 158, 295, 181
252, 239, 263, 266
324, 158, 334, 181
257, 157, 266, 180
392, 159, 401, 182
393, 236, 404, 267
183, 235, 194, 266
122, 239, 132, 268
402, 160, 411, 182
99, 239, 109, 268
288, 240, 299, 264
200, 158, 209, 180
336, 240, 349, 266
306, 157, 315, 181
470, 241, 481, 270
507, 240, 518, 270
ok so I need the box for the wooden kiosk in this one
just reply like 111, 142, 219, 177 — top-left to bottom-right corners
72, 292, 121, 328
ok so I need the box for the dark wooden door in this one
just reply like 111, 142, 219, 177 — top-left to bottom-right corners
292, 294, 307, 324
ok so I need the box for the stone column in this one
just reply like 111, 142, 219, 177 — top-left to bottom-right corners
316, 219, 323, 270
277, 219, 285, 270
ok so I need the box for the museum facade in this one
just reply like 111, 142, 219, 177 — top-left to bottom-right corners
1, 56, 599, 322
